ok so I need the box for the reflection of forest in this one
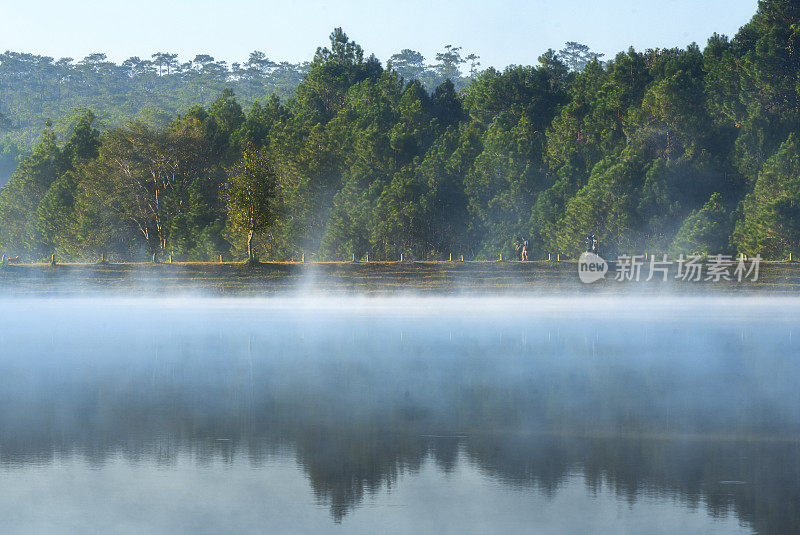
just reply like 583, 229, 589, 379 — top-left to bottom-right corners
0, 302, 798, 532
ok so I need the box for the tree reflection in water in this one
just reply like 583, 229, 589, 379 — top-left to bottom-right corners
0, 297, 797, 533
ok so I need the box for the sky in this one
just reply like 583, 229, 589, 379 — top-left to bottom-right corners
2, 0, 759, 69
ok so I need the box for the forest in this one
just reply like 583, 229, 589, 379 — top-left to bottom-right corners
0, 0, 798, 262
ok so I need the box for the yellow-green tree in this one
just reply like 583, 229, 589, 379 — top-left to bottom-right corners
224, 146, 279, 261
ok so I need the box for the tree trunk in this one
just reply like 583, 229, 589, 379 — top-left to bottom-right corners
247, 230, 254, 260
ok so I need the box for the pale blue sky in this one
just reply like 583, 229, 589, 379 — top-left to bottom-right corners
2, 0, 758, 68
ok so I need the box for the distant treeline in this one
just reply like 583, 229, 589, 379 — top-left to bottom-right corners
0, 41, 484, 153
1, 1, 799, 262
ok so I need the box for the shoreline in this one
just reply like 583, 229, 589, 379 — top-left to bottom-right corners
1, 261, 799, 295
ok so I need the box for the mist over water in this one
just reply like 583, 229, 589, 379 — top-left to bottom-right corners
0, 296, 797, 534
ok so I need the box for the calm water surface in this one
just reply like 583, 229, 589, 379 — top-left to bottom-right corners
0, 296, 798, 534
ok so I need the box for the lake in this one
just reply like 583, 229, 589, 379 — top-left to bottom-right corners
0, 296, 797, 534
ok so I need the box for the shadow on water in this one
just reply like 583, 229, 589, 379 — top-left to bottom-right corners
0, 297, 797, 533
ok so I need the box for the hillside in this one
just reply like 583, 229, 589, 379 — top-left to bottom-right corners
1, 2, 799, 265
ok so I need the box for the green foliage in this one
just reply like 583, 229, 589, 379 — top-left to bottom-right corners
0, 125, 67, 258
732, 134, 800, 258
550, 152, 645, 256
0, 137, 27, 186
0, 50, 308, 148
224, 146, 279, 260
1, 2, 799, 262
559, 42, 605, 72
670, 193, 731, 255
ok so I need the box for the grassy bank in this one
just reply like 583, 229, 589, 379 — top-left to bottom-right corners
1, 260, 799, 295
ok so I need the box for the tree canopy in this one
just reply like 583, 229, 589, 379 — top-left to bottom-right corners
1, 1, 799, 262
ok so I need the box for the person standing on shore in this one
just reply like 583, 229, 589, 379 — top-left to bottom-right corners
514, 237, 524, 260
